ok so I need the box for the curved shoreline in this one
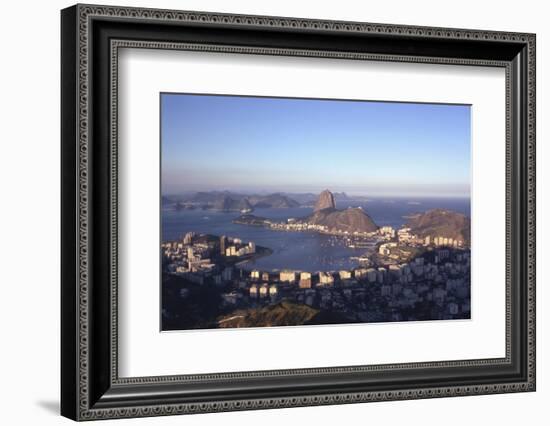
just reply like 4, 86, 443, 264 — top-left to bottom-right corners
234, 246, 273, 267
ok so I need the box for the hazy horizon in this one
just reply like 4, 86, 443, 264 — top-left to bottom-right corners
161, 94, 471, 198
163, 187, 471, 199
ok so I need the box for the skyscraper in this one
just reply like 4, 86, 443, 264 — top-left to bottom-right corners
220, 235, 227, 255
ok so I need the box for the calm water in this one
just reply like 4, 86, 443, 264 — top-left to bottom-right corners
162, 197, 470, 273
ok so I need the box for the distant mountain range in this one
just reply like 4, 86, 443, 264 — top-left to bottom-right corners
245, 193, 300, 209
163, 191, 299, 212
162, 190, 363, 210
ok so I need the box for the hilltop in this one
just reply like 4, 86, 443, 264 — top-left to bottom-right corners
305, 206, 378, 233
406, 208, 470, 245
314, 189, 336, 211
303, 190, 378, 233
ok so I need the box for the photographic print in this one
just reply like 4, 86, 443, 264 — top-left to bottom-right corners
161, 93, 471, 331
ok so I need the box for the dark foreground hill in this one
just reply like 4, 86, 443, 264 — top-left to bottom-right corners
217, 301, 349, 328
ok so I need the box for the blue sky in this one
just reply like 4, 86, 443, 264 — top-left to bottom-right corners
161, 93, 471, 198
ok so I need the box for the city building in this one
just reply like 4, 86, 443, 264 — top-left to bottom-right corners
339, 270, 352, 280
318, 272, 334, 286
389, 264, 402, 277
188, 258, 214, 272
378, 242, 397, 256
397, 227, 413, 243
377, 267, 386, 283
259, 283, 269, 298
280, 271, 296, 283
225, 246, 237, 257
300, 272, 312, 281
354, 268, 368, 279
175, 265, 188, 274
299, 279, 312, 289
219, 235, 227, 255
379, 226, 395, 238
366, 268, 377, 283
222, 267, 233, 282
183, 232, 195, 245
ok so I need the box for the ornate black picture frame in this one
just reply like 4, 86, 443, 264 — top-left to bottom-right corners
61, 4, 536, 421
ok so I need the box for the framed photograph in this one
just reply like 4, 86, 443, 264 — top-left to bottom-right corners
61, 4, 536, 421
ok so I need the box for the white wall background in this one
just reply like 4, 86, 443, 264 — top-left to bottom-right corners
0, 0, 546, 424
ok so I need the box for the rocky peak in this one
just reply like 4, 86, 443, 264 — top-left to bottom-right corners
314, 189, 336, 212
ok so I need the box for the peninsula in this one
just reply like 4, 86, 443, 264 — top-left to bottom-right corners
233, 189, 379, 236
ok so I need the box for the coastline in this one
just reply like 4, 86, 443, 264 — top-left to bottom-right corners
232, 214, 381, 240
234, 246, 273, 267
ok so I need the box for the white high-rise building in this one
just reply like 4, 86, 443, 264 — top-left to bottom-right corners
280, 271, 296, 283
318, 272, 334, 286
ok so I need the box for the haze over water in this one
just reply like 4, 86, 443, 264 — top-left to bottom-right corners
162, 197, 470, 272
